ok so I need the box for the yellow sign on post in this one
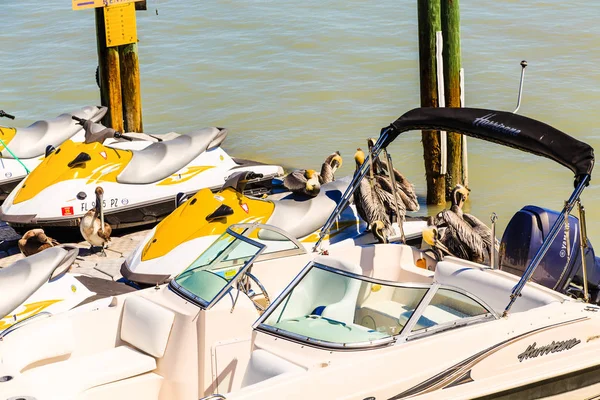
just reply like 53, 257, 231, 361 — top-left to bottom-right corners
104, 2, 137, 47
72, 0, 143, 11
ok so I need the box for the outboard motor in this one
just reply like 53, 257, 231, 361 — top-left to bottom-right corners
500, 205, 600, 303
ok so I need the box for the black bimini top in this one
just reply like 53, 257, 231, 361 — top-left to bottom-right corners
382, 107, 594, 181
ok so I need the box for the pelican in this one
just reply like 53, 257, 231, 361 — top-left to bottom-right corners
429, 184, 486, 263
319, 151, 343, 184
282, 151, 343, 197
80, 186, 112, 255
353, 148, 392, 243
18, 228, 59, 257
366, 138, 419, 214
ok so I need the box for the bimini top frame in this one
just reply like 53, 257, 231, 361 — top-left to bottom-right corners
315, 107, 595, 315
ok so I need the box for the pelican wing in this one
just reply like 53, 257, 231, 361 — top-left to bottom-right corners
354, 179, 392, 233
283, 170, 308, 192
433, 210, 486, 263
463, 212, 500, 255
97, 223, 112, 242
374, 175, 407, 220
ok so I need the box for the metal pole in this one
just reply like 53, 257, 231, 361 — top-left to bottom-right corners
513, 60, 528, 114
490, 212, 497, 269
503, 175, 589, 316
384, 150, 406, 243
578, 200, 590, 302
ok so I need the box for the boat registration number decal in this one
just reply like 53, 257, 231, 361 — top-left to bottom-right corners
80, 198, 120, 212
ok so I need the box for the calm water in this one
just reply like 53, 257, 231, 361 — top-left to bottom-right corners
2, 1, 600, 238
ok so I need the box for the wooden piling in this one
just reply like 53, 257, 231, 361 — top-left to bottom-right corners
441, 0, 464, 196
95, 8, 123, 132
418, 0, 445, 205
119, 43, 143, 133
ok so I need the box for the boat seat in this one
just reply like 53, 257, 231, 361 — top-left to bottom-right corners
0, 246, 78, 319
17, 296, 174, 398
117, 127, 228, 184
258, 180, 349, 240
2, 105, 106, 159
433, 259, 562, 315
241, 349, 305, 388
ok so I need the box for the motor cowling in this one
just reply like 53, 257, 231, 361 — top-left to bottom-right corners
499, 205, 600, 303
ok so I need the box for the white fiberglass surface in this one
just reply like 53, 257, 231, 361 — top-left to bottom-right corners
173, 227, 262, 305
261, 264, 492, 347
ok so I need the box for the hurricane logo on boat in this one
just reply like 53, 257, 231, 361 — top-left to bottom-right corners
517, 338, 581, 362
473, 113, 521, 136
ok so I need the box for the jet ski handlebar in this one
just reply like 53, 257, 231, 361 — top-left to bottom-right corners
72, 115, 134, 141
0, 110, 15, 120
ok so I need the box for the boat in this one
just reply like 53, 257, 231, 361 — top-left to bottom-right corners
0, 117, 284, 230
0, 105, 107, 202
2, 107, 599, 399
120, 171, 427, 285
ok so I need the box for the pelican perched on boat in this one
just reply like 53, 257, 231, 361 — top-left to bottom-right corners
282, 151, 342, 197
367, 138, 419, 212
80, 186, 111, 255
427, 184, 494, 264
353, 148, 392, 243
18, 228, 59, 257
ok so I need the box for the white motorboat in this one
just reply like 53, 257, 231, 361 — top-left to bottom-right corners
1, 106, 598, 400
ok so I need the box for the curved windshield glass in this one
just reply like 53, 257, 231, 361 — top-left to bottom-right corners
260, 264, 429, 347
173, 228, 264, 307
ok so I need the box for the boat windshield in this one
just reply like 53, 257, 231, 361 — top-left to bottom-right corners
258, 263, 492, 349
172, 226, 265, 308
259, 263, 429, 348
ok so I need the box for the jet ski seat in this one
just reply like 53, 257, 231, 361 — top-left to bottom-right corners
117, 127, 228, 185
0, 246, 78, 319
258, 180, 349, 240
1, 106, 105, 159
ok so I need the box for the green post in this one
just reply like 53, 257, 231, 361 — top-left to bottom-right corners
418, 0, 445, 205
442, 0, 463, 196
95, 8, 123, 132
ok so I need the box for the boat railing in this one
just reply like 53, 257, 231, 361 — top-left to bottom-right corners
199, 395, 226, 400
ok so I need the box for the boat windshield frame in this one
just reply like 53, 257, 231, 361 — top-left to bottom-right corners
170, 223, 307, 309
254, 261, 496, 351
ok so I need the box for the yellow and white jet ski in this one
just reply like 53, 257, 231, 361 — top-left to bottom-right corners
0, 106, 107, 201
0, 117, 284, 230
122, 172, 427, 285
0, 246, 136, 335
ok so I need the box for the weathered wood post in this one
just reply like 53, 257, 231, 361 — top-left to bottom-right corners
418, 0, 445, 205
119, 43, 143, 133
95, 8, 124, 132
441, 0, 464, 196
75, 0, 144, 132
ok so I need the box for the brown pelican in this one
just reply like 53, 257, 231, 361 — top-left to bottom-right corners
353, 148, 392, 243
80, 186, 112, 255
283, 151, 343, 197
18, 228, 59, 257
428, 184, 486, 263
366, 138, 419, 214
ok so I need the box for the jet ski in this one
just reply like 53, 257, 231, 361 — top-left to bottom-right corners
0, 117, 284, 230
0, 106, 107, 202
0, 246, 135, 335
121, 171, 428, 285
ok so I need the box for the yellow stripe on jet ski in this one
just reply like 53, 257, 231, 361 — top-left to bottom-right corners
141, 187, 274, 261
156, 165, 214, 186
300, 220, 361, 243
13, 140, 132, 204
0, 299, 62, 330
0, 126, 17, 150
